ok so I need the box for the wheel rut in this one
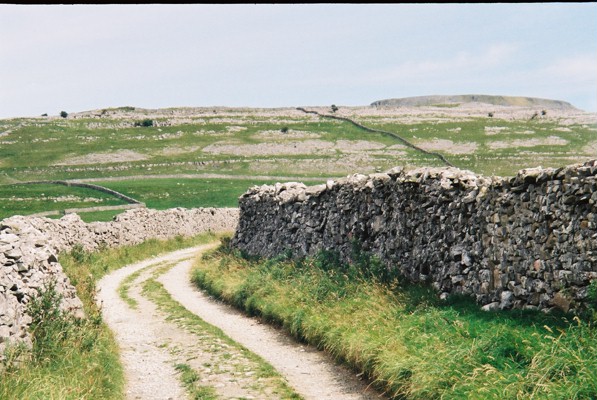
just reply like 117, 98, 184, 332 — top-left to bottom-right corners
97, 243, 382, 400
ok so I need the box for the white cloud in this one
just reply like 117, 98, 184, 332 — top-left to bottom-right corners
297, 42, 521, 88
538, 53, 597, 86
380, 43, 519, 81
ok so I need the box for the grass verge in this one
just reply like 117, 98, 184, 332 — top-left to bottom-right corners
0, 232, 220, 400
191, 238, 597, 399
0, 281, 122, 400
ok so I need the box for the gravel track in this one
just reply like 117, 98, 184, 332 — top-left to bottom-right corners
97, 247, 200, 399
98, 244, 382, 400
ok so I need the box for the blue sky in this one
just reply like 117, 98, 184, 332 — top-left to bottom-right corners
1, 3, 596, 118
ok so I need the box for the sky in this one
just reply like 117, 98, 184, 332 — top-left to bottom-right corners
1, 3, 596, 119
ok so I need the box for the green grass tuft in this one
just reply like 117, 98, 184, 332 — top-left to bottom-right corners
174, 363, 218, 400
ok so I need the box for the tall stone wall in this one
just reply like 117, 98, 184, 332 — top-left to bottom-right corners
232, 160, 597, 313
0, 207, 238, 355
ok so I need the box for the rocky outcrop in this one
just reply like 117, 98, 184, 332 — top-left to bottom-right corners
0, 207, 238, 355
233, 160, 597, 313
371, 95, 577, 110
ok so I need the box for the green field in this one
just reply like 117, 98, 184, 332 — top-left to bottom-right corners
0, 183, 127, 220
0, 105, 595, 220
95, 178, 288, 209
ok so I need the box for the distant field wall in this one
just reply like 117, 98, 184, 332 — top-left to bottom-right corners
29, 203, 145, 218
233, 160, 597, 313
22, 180, 142, 204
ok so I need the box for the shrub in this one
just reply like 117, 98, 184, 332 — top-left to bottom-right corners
280, 126, 289, 134
331, 104, 339, 113
27, 280, 74, 361
70, 243, 89, 264
134, 119, 154, 127
60, 111, 68, 118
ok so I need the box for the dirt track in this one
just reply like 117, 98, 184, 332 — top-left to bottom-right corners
97, 244, 381, 400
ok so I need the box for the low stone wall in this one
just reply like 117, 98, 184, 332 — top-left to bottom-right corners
0, 207, 238, 355
232, 160, 597, 313
22, 180, 143, 205
29, 203, 145, 218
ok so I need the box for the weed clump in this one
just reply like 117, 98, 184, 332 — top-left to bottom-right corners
27, 280, 73, 361
134, 118, 154, 127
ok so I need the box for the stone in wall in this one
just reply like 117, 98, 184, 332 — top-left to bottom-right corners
0, 218, 84, 354
232, 160, 597, 313
0, 207, 239, 356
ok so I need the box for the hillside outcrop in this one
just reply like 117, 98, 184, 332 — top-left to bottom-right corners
371, 95, 577, 110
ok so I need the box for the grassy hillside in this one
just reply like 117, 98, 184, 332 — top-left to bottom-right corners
0, 104, 595, 219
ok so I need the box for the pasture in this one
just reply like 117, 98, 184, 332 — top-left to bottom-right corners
0, 104, 595, 220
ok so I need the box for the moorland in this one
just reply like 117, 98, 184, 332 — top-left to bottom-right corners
1, 97, 595, 221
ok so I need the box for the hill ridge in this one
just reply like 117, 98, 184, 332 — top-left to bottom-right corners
371, 94, 577, 110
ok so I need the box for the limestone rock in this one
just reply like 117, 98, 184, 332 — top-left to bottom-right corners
232, 160, 597, 313
0, 206, 239, 358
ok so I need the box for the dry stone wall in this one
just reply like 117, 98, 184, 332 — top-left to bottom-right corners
232, 160, 597, 313
0, 207, 238, 355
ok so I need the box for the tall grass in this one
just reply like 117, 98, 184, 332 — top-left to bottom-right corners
192, 239, 597, 399
0, 281, 122, 400
0, 232, 219, 399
